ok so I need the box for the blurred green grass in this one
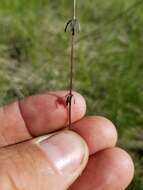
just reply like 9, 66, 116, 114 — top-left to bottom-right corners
0, 0, 143, 189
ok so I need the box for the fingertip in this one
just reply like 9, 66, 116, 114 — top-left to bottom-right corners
111, 147, 135, 184
72, 116, 118, 155
71, 91, 87, 122
102, 147, 135, 189
97, 147, 135, 189
19, 91, 86, 136
94, 116, 118, 146
70, 147, 134, 190
52, 91, 86, 123
36, 130, 89, 189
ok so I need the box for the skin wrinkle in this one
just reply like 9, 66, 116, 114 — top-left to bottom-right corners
17, 100, 33, 138
7, 173, 19, 190
1, 148, 24, 190
0, 102, 32, 147
18, 145, 40, 189
7, 144, 39, 190
0, 107, 12, 146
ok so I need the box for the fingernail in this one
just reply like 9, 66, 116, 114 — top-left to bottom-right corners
39, 130, 87, 175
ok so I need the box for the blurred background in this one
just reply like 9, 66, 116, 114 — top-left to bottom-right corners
0, 0, 142, 189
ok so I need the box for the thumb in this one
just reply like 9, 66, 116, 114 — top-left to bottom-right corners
0, 130, 89, 190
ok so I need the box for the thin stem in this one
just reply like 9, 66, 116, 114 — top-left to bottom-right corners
65, 0, 78, 129
73, 0, 76, 19
69, 0, 76, 95
68, 0, 76, 128
69, 34, 74, 95
68, 34, 74, 128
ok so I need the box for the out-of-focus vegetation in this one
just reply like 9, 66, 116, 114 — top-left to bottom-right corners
0, 0, 143, 189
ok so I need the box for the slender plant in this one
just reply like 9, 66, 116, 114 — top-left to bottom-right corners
65, 0, 80, 128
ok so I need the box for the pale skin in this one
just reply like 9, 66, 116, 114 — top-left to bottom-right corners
0, 91, 134, 190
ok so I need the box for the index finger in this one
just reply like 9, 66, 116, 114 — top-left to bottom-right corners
0, 91, 86, 147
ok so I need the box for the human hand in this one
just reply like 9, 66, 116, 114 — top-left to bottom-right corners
0, 91, 134, 190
